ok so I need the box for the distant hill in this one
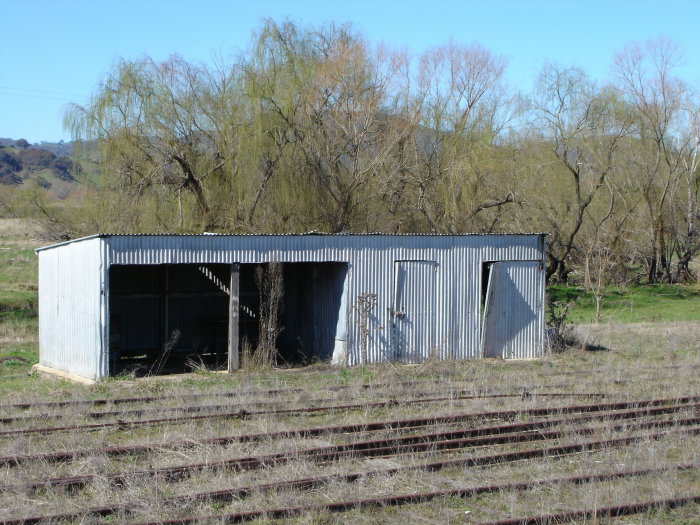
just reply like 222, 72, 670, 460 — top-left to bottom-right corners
0, 138, 73, 157
0, 138, 75, 188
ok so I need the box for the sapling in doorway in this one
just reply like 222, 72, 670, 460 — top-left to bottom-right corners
355, 293, 377, 365
252, 262, 285, 368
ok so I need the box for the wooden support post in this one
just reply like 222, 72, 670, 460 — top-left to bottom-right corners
228, 263, 240, 372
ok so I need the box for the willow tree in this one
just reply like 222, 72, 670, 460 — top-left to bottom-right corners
406, 41, 518, 234
674, 102, 700, 281
65, 55, 247, 232
244, 20, 417, 232
529, 65, 634, 282
613, 38, 692, 282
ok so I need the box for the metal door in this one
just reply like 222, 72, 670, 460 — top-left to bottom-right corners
393, 261, 437, 362
482, 260, 544, 359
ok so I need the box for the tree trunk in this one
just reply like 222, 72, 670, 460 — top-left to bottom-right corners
658, 224, 672, 283
674, 251, 695, 282
174, 155, 210, 222
647, 254, 657, 284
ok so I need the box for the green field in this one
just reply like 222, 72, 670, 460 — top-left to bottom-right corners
549, 283, 700, 324
0, 220, 41, 393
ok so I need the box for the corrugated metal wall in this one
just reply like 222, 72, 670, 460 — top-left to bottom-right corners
105, 234, 546, 367
393, 260, 437, 363
38, 237, 104, 379
482, 261, 544, 359
39, 234, 546, 379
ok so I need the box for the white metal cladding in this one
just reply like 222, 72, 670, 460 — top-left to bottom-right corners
103, 234, 545, 366
38, 237, 104, 379
393, 261, 437, 363
482, 261, 545, 359
38, 233, 546, 378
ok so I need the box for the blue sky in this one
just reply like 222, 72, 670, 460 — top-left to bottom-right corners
2, 0, 699, 143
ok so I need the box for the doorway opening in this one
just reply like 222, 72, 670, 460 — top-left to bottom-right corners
108, 261, 348, 376
480, 261, 494, 316
108, 264, 231, 376
480, 260, 542, 359
239, 262, 347, 366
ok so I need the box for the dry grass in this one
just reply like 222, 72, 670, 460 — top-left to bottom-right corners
0, 218, 42, 247
0, 322, 699, 523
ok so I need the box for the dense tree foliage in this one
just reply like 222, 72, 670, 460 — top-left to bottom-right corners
16, 148, 56, 172
64, 20, 699, 285
0, 143, 73, 183
0, 150, 22, 180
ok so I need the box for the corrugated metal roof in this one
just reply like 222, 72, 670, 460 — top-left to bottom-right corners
36, 232, 548, 252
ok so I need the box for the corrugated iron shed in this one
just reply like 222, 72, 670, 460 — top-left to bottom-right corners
36, 233, 547, 381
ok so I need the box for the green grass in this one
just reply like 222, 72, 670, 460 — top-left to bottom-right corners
0, 247, 37, 292
549, 283, 700, 324
0, 244, 38, 339
0, 219, 40, 391
0, 341, 41, 393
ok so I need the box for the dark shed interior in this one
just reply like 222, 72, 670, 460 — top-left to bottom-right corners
108, 262, 347, 376
109, 264, 230, 375
278, 262, 347, 364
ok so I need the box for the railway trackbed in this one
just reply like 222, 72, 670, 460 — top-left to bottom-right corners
2, 392, 694, 439
130, 483, 700, 525
5, 434, 699, 523
2, 394, 699, 524
0, 390, 606, 429
0, 396, 700, 523
0, 398, 697, 468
